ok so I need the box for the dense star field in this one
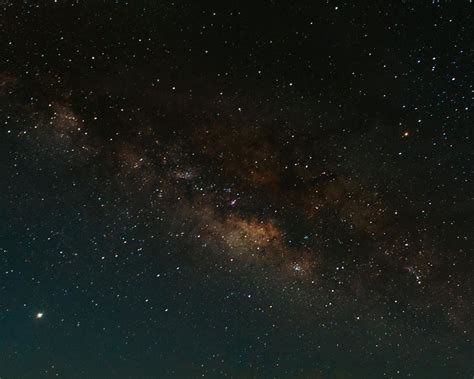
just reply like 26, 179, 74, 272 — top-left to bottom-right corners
0, 1, 473, 378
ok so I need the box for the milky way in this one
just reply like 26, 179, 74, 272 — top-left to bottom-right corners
1, 2, 473, 378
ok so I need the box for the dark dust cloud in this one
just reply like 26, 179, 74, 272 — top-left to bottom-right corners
0, 1, 473, 378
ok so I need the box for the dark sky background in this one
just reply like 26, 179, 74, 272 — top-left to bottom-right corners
0, 1, 473, 378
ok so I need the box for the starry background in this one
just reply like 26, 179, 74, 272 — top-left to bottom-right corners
0, 1, 473, 378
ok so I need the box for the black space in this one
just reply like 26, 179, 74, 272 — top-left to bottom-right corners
0, 1, 473, 378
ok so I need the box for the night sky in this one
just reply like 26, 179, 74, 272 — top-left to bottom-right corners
0, 1, 473, 378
